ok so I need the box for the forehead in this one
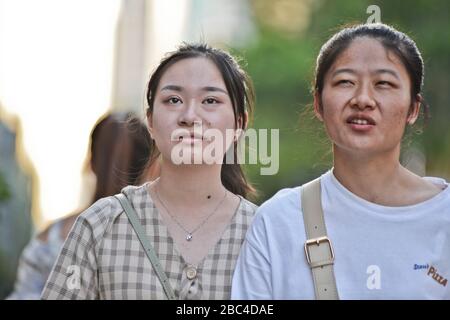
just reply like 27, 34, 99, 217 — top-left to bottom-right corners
328, 37, 409, 76
158, 57, 225, 89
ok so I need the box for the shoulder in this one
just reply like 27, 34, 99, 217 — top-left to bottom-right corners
231, 196, 259, 230
78, 196, 121, 224
245, 186, 303, 243
255, 186, 302, 222
423, 176, 450, 215
36, 226, 51, 243
73, 194, 128, 244
423, 176, 449, 193
239, 197, 258, 217
79, 183, 150, 228
18, 235, 56, 269
252, 172, 333, 225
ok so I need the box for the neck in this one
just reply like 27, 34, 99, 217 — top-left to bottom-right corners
332, 144, 406, 204
156, 161, 226, 208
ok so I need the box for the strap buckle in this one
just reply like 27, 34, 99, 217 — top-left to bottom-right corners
304, 236, 335, 267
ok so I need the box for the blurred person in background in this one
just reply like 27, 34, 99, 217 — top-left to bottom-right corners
7, 112, 158, 299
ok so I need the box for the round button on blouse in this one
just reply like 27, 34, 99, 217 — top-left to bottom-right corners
186, 266, 197, 280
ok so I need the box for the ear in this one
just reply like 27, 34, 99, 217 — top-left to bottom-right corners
407, 94, 421, 125
235, 111, 248, 141
313, 92, 324, 122
146, 111, 154, 138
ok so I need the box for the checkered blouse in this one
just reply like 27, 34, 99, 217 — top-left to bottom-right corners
41, 182, 257, 300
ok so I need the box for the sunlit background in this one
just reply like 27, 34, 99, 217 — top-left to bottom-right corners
1, 0, 449, 298
0, 0, 121, 225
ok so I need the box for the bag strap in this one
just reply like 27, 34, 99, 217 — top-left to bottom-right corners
114, 193, 176, 300
301, 178, 339, 300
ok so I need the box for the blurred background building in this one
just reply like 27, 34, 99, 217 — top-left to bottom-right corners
0, 0, 449, 298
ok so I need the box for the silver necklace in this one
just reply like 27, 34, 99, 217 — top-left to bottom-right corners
155, 185, 227, 242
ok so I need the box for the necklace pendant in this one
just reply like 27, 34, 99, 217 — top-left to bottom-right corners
186, 233, 193, 241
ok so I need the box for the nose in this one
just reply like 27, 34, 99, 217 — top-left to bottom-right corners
178, 100, 202, 127
350, 83, 376, 110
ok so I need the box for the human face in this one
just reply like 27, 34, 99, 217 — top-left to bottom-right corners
148, 57, 238, 165
315, 37, 420, 157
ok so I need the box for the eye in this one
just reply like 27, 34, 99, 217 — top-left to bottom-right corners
336, 79, 354, 86
376, 80, 394, 88
165, 97, 182, 104
203, 97, 220, 105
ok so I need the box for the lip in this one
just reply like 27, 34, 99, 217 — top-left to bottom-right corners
178, 133, 204, 142
346, 114, 376, 132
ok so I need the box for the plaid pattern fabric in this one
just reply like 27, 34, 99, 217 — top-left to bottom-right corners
41, 182, 257, 300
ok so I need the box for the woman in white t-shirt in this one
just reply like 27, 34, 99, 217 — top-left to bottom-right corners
231, 23, 450, 300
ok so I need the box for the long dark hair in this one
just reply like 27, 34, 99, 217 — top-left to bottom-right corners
145, 43, 256, 199
89, 112, 154, 202
313, 23, 429, 122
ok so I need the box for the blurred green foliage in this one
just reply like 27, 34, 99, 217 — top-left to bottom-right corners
237, 0, 450, 204
0, 171, 11, 201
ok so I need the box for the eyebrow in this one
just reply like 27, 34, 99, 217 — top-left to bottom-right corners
331, 68, 357, 77
201, 86, 228, 95
373, 69, 400, 79
160, 85, 228, 95
160, 85, 183, 92
331, 68, 400, 80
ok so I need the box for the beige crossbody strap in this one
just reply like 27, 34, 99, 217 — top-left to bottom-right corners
114, 193, 176, 300
301, 177, 339, 300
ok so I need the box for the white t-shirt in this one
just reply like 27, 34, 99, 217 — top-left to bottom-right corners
232, 170, 450, 299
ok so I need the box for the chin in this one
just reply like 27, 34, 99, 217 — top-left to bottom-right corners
335, 141, 380, 156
